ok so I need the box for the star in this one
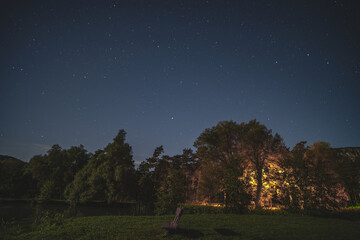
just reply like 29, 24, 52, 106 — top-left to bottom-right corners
1, 0, 359, 166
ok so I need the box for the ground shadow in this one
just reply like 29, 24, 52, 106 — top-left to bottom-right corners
214, 228, 239, 236
175, 228, 204, 238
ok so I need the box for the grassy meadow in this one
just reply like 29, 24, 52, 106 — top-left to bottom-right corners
2, 213, 359, 240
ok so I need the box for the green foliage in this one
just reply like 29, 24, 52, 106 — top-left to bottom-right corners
248, 208, 289, 215
65, 130, 136, 205
38, 180, 56, 202
220, 158, 252, 211
2, 123, 358, 213
32, 210, 65, 232
25, 144, 91, 200
196, 160, 220, 202
24, 155, 48, 194
195, 119, 284, 208
279, 141, 347, 211
278, 141, 308, 209
305, 142, 342, 209
0, 218, 23, 240
194, 121, 245, 203
181, 203, 226, 214
241, 119, 286, 208
155, 167, 186, 215
339, 207, 360, 220
138, 147, 198, 215
334, 148, 360, 206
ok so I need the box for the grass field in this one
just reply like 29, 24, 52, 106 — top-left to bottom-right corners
3, 214, 359, 240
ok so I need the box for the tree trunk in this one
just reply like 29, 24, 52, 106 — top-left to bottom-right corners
255, 168, 263, 208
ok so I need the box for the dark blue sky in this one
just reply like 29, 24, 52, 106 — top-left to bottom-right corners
1, 0, 359, 163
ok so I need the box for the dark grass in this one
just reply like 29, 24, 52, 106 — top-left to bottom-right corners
3, 214, 359, 240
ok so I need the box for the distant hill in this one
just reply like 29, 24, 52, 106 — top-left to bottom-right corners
0, 155, 25, 164
0, 155, 28, 198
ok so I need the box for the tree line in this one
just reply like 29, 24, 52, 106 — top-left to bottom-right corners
0, 120, 359, 213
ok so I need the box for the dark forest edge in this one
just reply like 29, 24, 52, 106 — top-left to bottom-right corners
1, 119, 360, 216
0, 198, 137, 208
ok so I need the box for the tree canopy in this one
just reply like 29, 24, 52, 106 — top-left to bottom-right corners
194, 119, 285, 208
65, 130, 136, 205
1, 123, 358, 212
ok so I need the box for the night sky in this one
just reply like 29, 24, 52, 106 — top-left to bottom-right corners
1, 0, 359, 163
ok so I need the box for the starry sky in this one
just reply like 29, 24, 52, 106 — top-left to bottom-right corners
1, 0, 359, 163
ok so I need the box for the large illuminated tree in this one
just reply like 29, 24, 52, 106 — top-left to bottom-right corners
195, 120, 285, 208
242, 120, 286, 208
194, 121, 251, 207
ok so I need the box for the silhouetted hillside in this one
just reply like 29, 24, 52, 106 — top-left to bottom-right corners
0, 155, 24, 163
